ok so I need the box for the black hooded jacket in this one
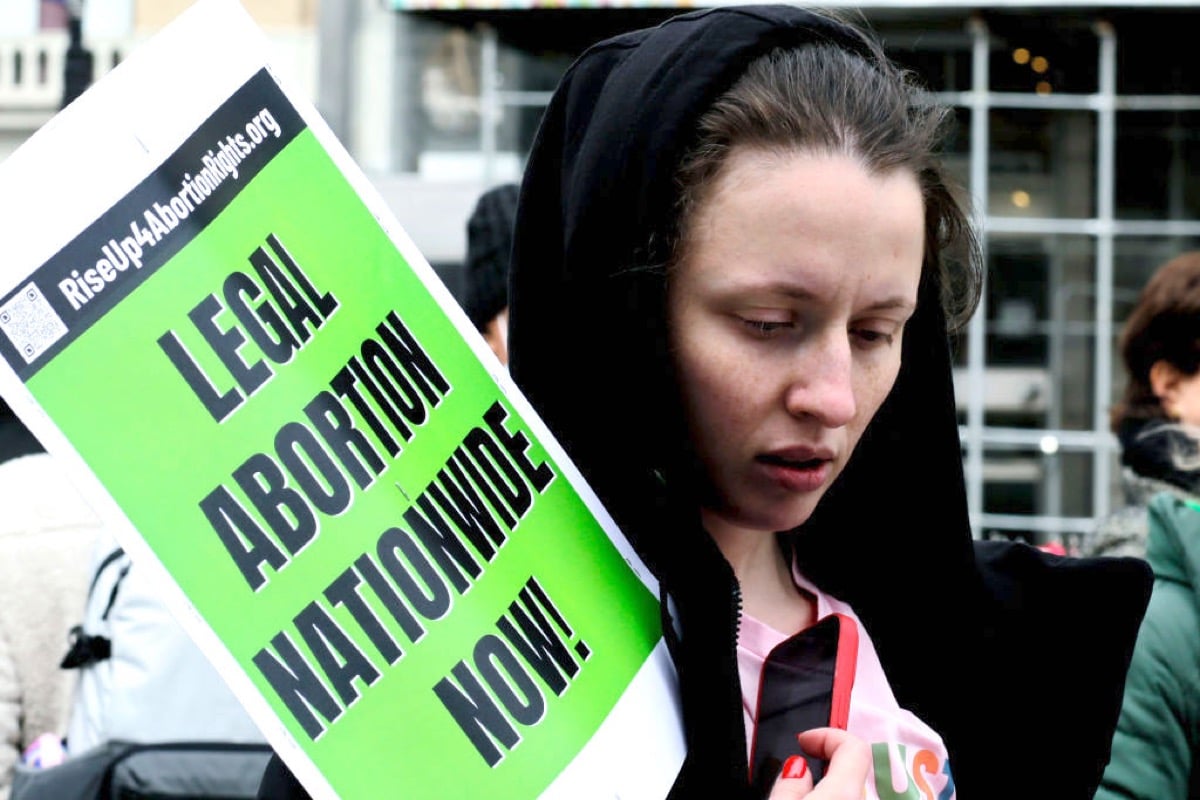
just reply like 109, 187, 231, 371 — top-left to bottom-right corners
257, 6, 1152, 800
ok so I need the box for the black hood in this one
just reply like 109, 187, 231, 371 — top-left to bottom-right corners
507, 6, 1152, 799
508, 0, 973, 685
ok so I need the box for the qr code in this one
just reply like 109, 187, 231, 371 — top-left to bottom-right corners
0, 283, 69, 365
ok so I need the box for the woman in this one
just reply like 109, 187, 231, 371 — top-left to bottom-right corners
1091, 251, 1200, 800
1088, 251, 1200, 558
258, 6, 1151, 799
507, 5, 1150, 800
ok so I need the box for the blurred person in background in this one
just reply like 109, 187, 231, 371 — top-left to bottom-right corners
1087, 251, 1200, 558
462, 182, 519, 366
1091, 251, 1200, 800
3, 397, 268, 798
0, 404, 100, 798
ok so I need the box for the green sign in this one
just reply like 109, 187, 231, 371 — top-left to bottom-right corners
0, 1, 681, 797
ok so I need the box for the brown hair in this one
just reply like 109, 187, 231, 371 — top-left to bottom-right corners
1111, 251, 1200, 430
670, 40, 982, 331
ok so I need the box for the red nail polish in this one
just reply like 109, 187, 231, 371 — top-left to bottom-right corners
782, 755, 808, 780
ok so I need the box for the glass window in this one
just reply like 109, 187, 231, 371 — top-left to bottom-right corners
940, 106, 971, 199
876, 14, 974, 93
1114, 237, 1200, 314
989, 109, 1095, 219
981, 448, 1039, 522
401, 19, 573, 181
1115, 11, 1200, 95
380, 5, 1200, 541
468, 8, 677, 58
985, 13, 1098, 95
418, 26, 483, 156
979, 447, 1094, 537
500, 44, 568, 161
1054, 450, 1096, 518
1116, 111, 1200, 221
982, 236, 1097, 431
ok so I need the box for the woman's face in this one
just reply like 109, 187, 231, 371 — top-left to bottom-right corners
667, 148, 925, 537
1151, 360, 1200, 427
1171, 370, 1200, 427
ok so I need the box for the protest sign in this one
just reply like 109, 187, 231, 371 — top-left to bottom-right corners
0, 1, 685, 797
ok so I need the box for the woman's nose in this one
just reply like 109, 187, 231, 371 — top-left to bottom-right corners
783, 335, 856, 428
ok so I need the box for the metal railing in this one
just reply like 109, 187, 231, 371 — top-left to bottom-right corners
0, 32, 127, 112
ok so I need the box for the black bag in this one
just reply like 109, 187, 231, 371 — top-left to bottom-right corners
10, 740, 272, 800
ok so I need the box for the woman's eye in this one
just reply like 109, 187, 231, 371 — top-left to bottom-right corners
852, 328, 896, 347
741, 318, 791, 336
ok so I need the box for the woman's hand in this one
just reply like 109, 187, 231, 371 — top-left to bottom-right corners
768, 728, 871, 799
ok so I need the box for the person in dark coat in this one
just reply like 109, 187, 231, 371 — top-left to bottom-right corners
1094, 493, 1200, 800
462, 183, 520, 366
258, 6, 1151, 799
1091, 251, 1200, 799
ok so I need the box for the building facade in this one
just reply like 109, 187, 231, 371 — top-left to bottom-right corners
4, 0, 1200, 550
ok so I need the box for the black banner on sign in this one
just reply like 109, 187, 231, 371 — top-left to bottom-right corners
0, 67, 305, 381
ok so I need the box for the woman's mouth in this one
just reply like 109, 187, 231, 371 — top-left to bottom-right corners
756, 453, 831, 492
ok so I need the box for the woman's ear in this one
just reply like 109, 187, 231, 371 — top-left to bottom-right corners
1150, 359, 1183, 417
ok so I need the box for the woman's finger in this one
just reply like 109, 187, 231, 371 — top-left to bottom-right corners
794, 728, 872, 798
768, 754, 815, 799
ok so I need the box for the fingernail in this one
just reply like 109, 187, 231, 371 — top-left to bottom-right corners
781, 755, 808, 780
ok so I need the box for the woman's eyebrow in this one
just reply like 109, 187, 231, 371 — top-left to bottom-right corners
862, 296, 917, 313
711, 279, 817, 299
712, 281, 915, 313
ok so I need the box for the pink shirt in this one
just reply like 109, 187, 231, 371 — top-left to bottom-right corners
738, 571, 956, 799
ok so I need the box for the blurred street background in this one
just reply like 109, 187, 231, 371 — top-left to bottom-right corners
4, 0, 1200, 554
